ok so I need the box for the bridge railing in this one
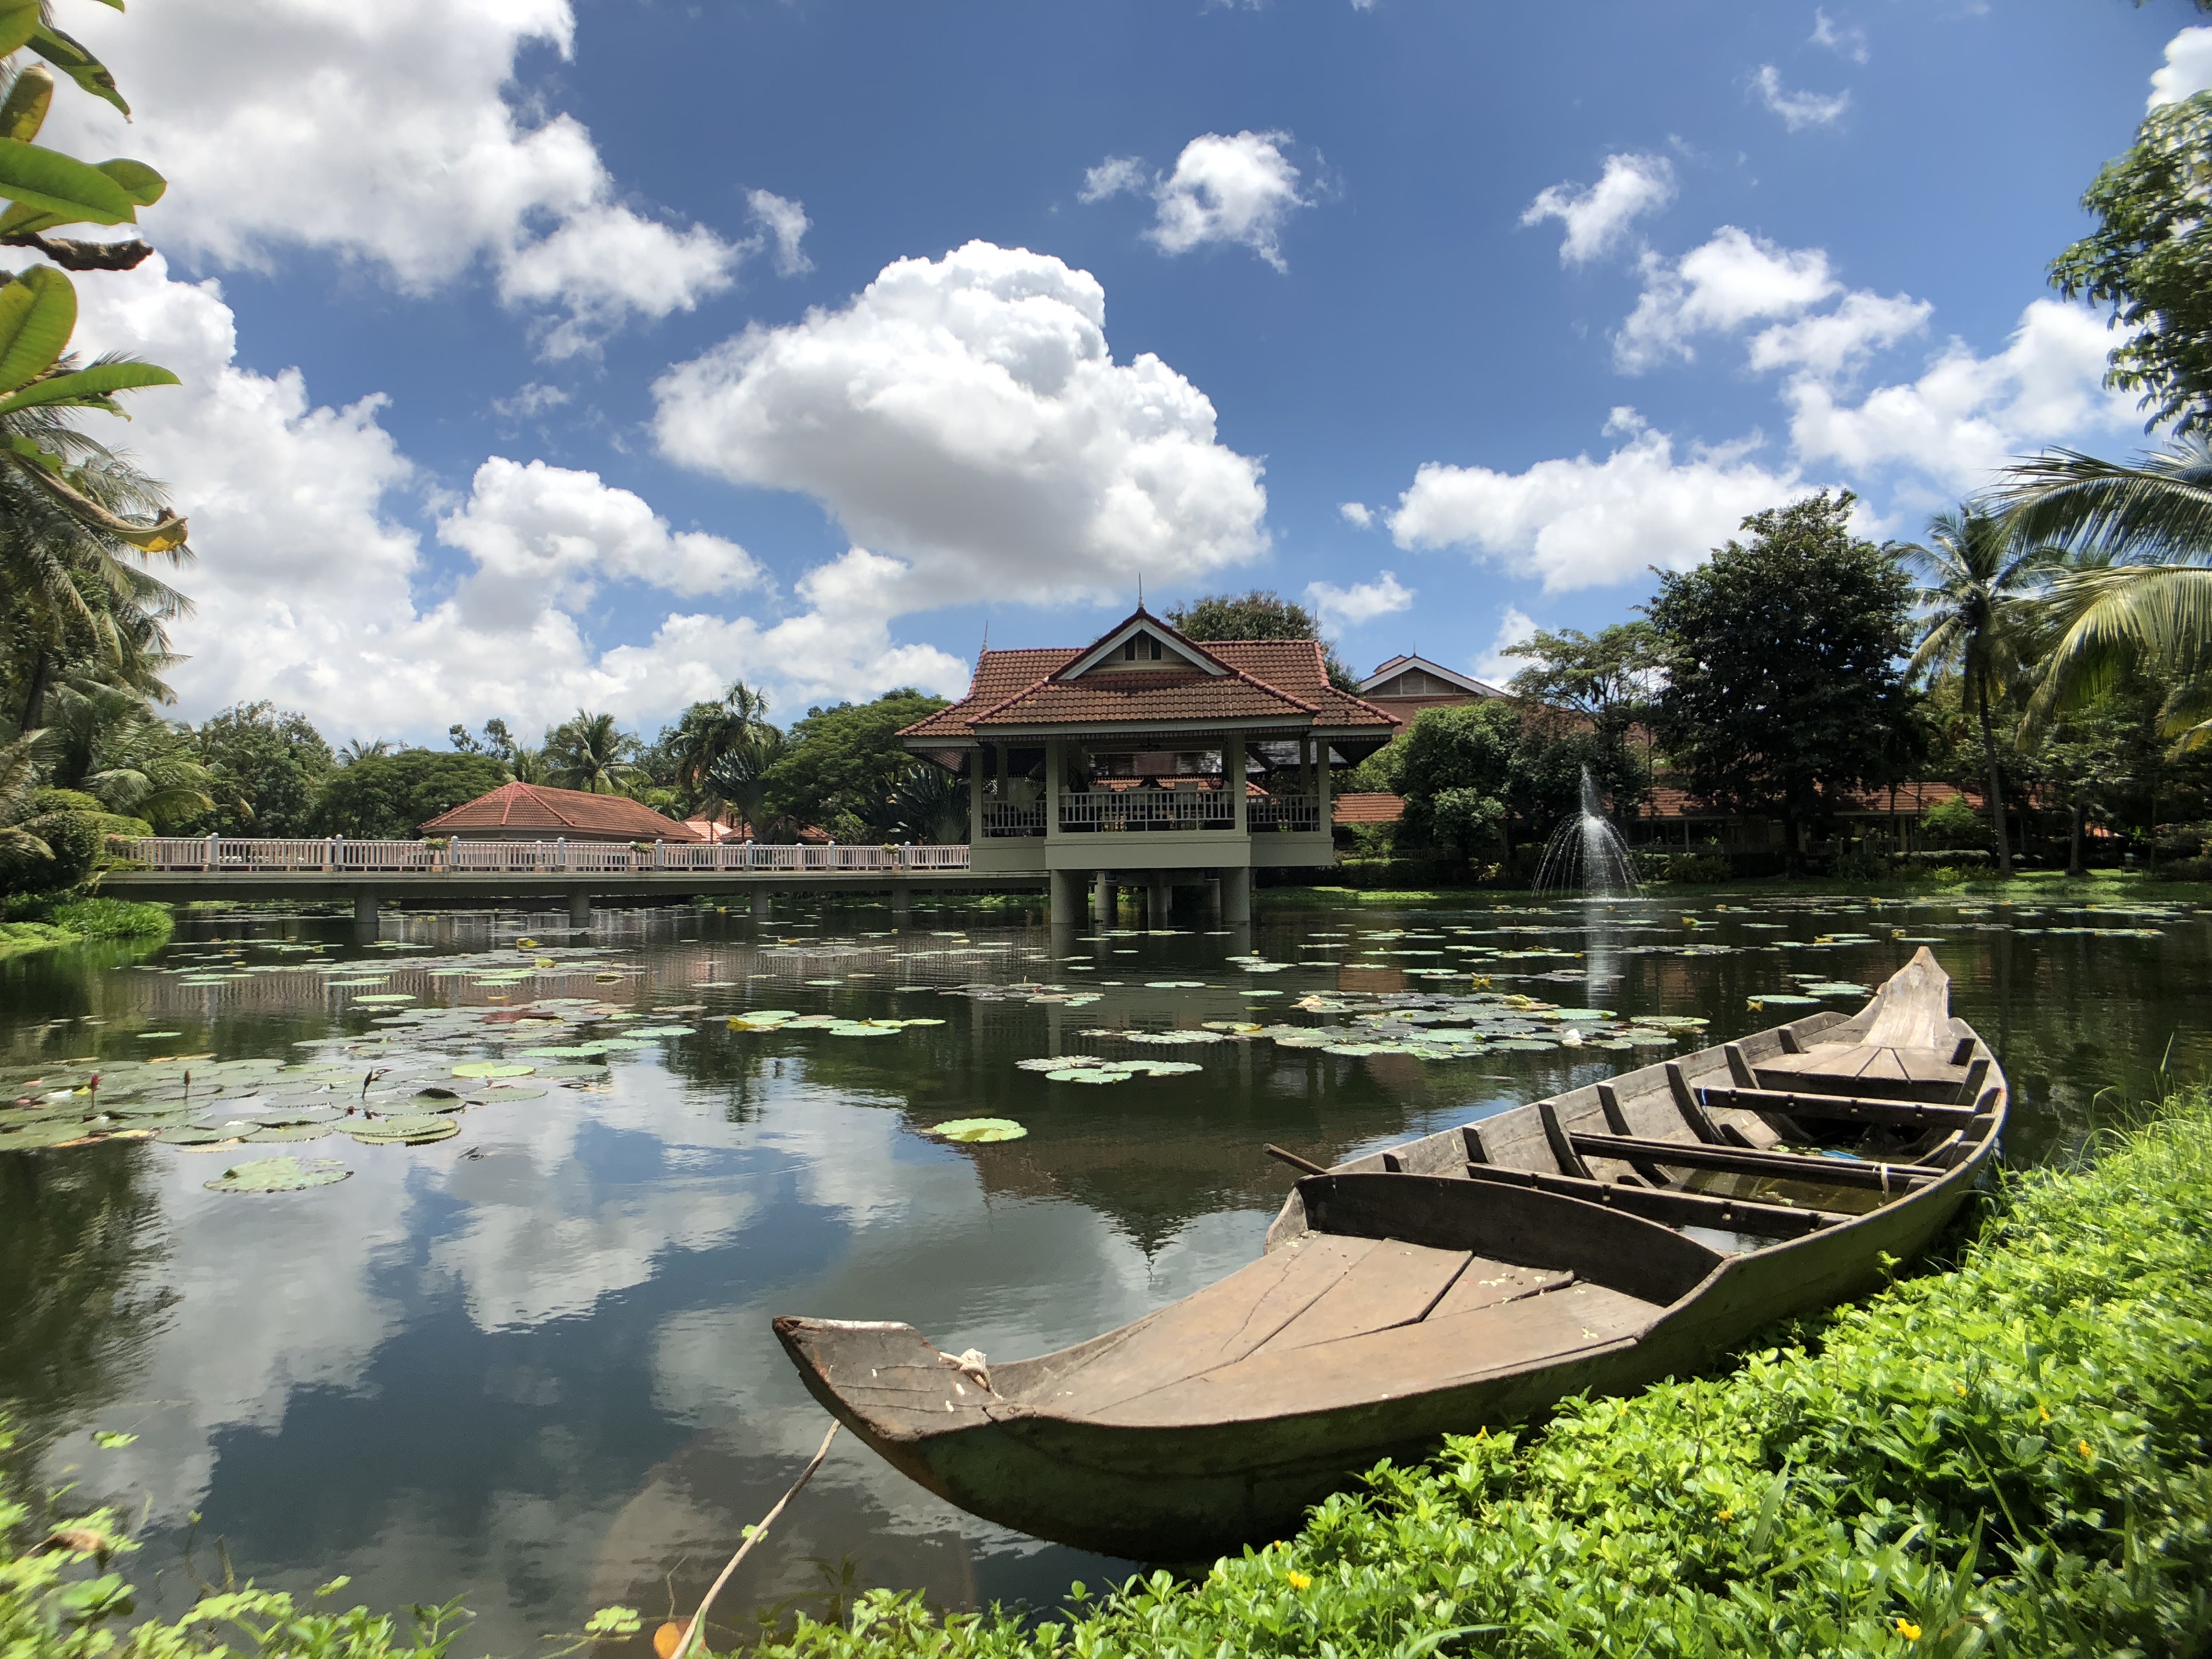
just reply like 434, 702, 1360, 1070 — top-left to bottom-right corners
120, 838, 972, 875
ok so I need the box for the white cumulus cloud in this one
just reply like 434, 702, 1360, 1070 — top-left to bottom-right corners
748, 190, 814, 276
1475, 606, 1540, 683
48, 0, 751, 353
2150, 26, 2212, 107
69, 258, 966, 740
651, 240, 1270, 615
1521, 153, 1677, 266
1305, 571, 1413, 630
1752, 65, 1852, 131
1747, 289, 1932, 377
1784, 298, 2138, 498
1616, 227, 1841, 372
1339, 501, 1374, 528
1387, 409, 1807, 591
1081, 132, 1311, 271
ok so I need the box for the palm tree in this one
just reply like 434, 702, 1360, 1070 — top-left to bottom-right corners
1993, 438, 2212, 724
544, 711, 643, 795
337, 738, 396, 765
890, 761, 968, 844
47, 682, 222, 830
1895, 506, 2056, 877
0, 411, 191, 727
701, 723, 789, 837
0, 729, 57, 867
671, 681, 774, 812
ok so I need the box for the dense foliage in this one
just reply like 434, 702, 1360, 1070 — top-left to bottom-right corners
2051, 88, 2212, 437
1647, 493, 1918, 861
193, 703, 335, 838
1165, 590, 1358, 691
309, 751, 507, 840
765, 691, 952, 842
1385, 700, 1640, 870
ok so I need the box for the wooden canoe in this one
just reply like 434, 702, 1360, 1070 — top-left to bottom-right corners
775, 948, 2006, 1562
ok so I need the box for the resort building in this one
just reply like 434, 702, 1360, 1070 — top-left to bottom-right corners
900, 608, 1400, 925
419, 781, 703, 844
1356, 654, 1506, 723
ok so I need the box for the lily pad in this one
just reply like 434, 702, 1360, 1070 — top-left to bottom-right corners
246, 1122, 335, 1143
1045, 1068, 1130, 1084
452, 1062, 535, 1078
349, 1114, 460, 1146
929, 1117, 1029, 1143
206, 1156, 351, 1193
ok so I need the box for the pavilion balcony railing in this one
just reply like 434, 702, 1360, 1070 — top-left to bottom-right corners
1058, 789, 1234, 832
981, 804, 1046, 838
1248, 793, 1322, 833
119, 838, 972, 875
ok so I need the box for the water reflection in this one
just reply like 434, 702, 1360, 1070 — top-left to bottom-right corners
0, 890, 2205, 1652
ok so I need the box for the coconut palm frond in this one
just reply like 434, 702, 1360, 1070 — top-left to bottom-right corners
2023, 564, 2212, 729
1992, 437, 2212, 564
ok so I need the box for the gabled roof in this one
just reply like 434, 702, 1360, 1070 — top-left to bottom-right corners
900, 610, 1401, 743
1359, 653, 1506, 698
419, 781, 704, 840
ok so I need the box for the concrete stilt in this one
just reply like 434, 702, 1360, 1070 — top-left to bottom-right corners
568, 890, 592, 930
1049, 868, 1081, 929
1147, 873, 1171, 929
353, 889, 379, 940
1221, 865, 1252, 925
891, 883, 912, 923
752, 889, 772, 923
1206, 877, 1223, 922
1093, 872, 1115, 923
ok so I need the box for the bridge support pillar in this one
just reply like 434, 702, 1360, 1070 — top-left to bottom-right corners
752, 890, 772, 923
353, 890, 379, 940
1221, 866, 1252, 926
1206, 877, 1222, 922
891, 884, 911, 923
1147, 872, 1171, 929
1093, 872, 1114, 923
568, 890, 592, 930
1049, 869, 1081, 929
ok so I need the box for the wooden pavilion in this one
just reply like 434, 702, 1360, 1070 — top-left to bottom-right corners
899, 607, 1400, 926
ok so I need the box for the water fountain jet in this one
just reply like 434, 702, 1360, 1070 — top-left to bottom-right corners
1534, 765, 1643, 898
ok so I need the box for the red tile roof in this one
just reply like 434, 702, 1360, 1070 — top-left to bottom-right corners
420, 782, 704, 840
1332, 792, 1407, 825
902, 611, 1400, 741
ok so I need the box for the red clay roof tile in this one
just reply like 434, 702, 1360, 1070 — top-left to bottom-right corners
419, 782, 704, 840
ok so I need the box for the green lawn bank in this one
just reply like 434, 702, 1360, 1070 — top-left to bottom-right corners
9, 1093, 2212, 1659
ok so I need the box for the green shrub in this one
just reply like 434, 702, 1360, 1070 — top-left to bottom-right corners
1831, 845, 1893, 882
1921, 796, 1989, 853
0, 812, 103, 896
49, 899, 172, 942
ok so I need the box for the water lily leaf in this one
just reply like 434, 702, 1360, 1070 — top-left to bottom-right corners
349, 1114, 459, 1145
206, 1156, 351, 1193
351, 994, 416, 1004
452, 1062, 534, 1077
246, 1123, 334, 1143
156, 1125, 230, 1146
627, 1025, 694, 1037
1045, 1068, 1128, 1084
930, 1117, 1028, 1142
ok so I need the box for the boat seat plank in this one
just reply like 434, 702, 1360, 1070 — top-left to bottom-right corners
1043, 1235, 1383, 1413
1246, 1239, 1476, 1358
1457, 1161, 1849, 1237
1697, 1086, 1977, 1130
1567, 1131, 1940, 1191
1095, 1283, 1658, 1428
1753, 1053, 1972, 1103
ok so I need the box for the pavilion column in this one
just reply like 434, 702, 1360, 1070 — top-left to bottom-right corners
1045, 738, 1064, 840
1314, 736, 1333, 831
1228, 736, 1248, 834
968, 749, 985, 843
1093, 871, 1115, 922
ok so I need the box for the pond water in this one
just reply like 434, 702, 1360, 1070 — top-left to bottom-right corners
3, 890, 2208, 1654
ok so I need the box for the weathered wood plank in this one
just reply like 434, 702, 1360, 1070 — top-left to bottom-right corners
1696, 1086, 1977, 1130
1249, 1240, 1474, 1358
1862, 946, 1951, 1049
1567, 1131, 1941, 1190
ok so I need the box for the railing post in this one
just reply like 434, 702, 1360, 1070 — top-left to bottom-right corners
204, 833, 216, 871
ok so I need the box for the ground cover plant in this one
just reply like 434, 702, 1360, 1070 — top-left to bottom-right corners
5, 1091, 2210, 1657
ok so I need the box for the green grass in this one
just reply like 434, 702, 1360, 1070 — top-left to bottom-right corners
8, 1096, 2212, 1657
0, 898, 172, 959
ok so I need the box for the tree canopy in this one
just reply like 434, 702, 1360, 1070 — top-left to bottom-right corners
313, 751, 506, 840
2051, 89, 2212, 437
1165, 589, 1358, 691
766, 690, 949, 841
1647, 493, 1916, 855
195, 701, 335, 838
1388, 699, 1641, 867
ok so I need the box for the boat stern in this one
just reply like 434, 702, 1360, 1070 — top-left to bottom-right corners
772, 1316, 1007, 1498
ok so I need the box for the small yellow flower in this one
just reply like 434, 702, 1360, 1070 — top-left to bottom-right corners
1894, 1618, 1921, 1640
1718, 1508, 1734, 1521
1286, 1571, 1312, 1591
1954, 1383, 1967, 1397
2078, 1439, 2095, 1462
2039, 1404, 2051, 1424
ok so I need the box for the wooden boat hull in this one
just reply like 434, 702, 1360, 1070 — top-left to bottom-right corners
776, 950, 2006, 1563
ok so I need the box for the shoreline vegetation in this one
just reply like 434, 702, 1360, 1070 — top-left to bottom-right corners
6, 1091, 2209, 1658
0, 898, 173, 961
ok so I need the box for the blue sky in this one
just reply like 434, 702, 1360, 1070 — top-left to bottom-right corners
44, 0, 2212, 738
